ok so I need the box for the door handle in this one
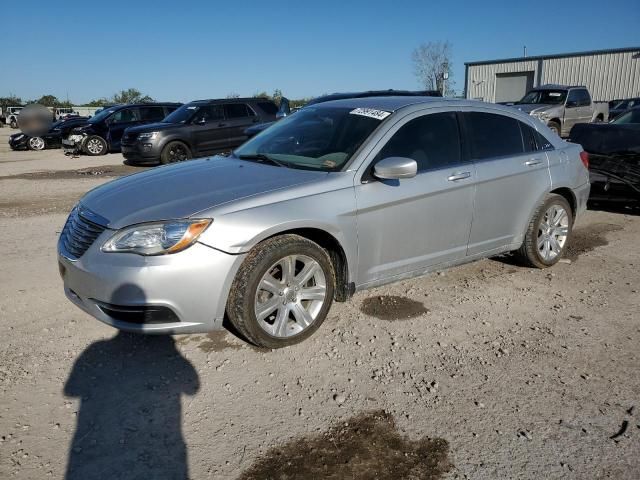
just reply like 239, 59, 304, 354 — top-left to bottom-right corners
447, 172, 471, 181
525, 159, 542, 166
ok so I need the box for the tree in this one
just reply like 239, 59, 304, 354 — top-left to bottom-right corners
412, 41, 455, 96
226, 92, 240, 98
35, 95, 62, 107
111, 88, 154, 104
0, 95, 23, 109
85, 98, 111, 107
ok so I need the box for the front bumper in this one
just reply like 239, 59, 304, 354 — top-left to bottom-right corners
9, 135, 28, 150
62, 134, 86, 154
58, 235, 245, 334
121, 141, 162, 164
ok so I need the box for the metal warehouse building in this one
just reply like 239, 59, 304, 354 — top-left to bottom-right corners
464, 47, 640, 103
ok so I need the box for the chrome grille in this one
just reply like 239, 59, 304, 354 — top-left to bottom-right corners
59, 206, 107, 259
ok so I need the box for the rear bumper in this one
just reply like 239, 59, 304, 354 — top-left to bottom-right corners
574, 180, 590, 218
58, 237, 246, 334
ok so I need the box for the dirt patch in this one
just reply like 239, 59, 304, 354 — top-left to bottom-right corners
565, 223, 623, 260
239, 410, 451, 480
360, 295, 429, 320
0, 195, 79, 218
177, 332, 246, 353
0, 164, 143, 181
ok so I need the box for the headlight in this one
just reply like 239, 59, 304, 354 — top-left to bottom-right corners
102, 219, 211, 255
137, 131, 159, 140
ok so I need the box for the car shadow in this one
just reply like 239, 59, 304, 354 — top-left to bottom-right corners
63, 286, 200, 479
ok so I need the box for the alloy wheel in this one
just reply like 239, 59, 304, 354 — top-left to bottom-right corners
169, 144, 188, 162
254, 254, 327, 338
86, 138, 104, 154
28, 137, 45, 150
537, 205, 569, 261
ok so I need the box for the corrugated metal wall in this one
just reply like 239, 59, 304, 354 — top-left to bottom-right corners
466, 50, 640, 102
466, 60, 539, 101
541, 51, 639, 101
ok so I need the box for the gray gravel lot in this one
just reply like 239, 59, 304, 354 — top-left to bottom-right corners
0, 126, 638, 479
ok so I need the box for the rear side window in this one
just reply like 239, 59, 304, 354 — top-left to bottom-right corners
257, 101, 279, 115
195, 105, 224, 122
224, 103, 251, 118
464, 112, 524, 160
377, 112, 462, 172
139, 106, 166, 122
520, 122, 554, 152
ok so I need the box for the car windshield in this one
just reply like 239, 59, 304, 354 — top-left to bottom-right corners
518, 90, 567, 105
233, 106, 388, 171
162, 104, 199, 124
611, 109, 640, 124
88, 107, 118, 124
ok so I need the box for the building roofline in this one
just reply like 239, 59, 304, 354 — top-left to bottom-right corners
465, 46, 640, 66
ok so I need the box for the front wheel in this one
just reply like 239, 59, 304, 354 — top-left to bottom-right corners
9, 119, 17, 129
227, 234, 335, 348
83, 135, 107, 156
516, 194, 573, 268
27, 136, 46, 150
160, 141, 191, 164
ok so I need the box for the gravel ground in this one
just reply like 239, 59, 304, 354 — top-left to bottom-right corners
0, 127, 638, 479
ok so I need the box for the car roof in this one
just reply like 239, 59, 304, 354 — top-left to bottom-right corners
532, 84, 586, 90
190, 98, 273, 104
110, 102, 182, 109
309, 96, 446, 111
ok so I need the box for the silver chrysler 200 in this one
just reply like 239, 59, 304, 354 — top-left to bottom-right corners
58, 96, 590, 348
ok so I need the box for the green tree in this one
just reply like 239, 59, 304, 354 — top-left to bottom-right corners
36, 95, 62, 107
85, 98, 111, 107
226, 92, 240, 98
0, 95, 23, 109
111, 88, 154, 104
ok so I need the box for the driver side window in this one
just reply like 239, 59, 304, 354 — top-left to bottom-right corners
111, 108, 140, 124
376, 112, 463, 172
195, 105, 224, 123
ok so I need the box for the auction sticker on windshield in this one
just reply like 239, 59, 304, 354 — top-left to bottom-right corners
349, 108, 391, 120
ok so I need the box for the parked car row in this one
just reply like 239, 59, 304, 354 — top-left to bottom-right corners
9, 116, 90, 150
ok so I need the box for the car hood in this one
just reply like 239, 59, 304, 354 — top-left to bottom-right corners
513, 104, 556, 114
126, 122, 180, 134
79, 156, 327, 229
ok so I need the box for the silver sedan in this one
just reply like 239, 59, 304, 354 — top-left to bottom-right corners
58, 97, 590, 348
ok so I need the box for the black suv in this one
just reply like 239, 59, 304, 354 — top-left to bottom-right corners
121, 98, 279, 164
62, 103, 181, 156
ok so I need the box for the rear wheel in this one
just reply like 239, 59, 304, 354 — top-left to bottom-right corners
9, 118, 17, 129
27, 136, 45, 150
227, 234, 335, 349
547, 121, 561, 136
160, 141, 191, 164
516, 194, 573, 268
83, 135, 107, 156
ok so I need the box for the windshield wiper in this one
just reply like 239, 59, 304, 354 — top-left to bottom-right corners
237, 153, 288, 168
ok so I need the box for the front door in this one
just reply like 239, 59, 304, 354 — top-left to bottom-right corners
191, 105, 226, 156
107, 107, 141, 150
354, 110, 475, 286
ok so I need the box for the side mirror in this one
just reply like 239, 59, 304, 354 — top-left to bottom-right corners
195, 117, 206, 125
373, 157, 418, 180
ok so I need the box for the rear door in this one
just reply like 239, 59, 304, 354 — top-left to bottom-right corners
107, 107, 140, 149
222, 103, 257, 148
462, 110, 551, 255
354, 110, 475, 286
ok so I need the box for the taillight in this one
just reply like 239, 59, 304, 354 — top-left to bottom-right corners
579, 151, 589, 169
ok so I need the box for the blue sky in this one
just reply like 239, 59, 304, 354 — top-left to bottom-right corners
1, 0, 638, 103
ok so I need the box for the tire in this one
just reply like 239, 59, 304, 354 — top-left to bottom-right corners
9, 118, 17, 129
547, 121, 561, 136
160, 141, 191, 164
516, 194, 573, 268
83, 135, 107, 156
227, 234, 335, 349
27, 136, 45, 151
